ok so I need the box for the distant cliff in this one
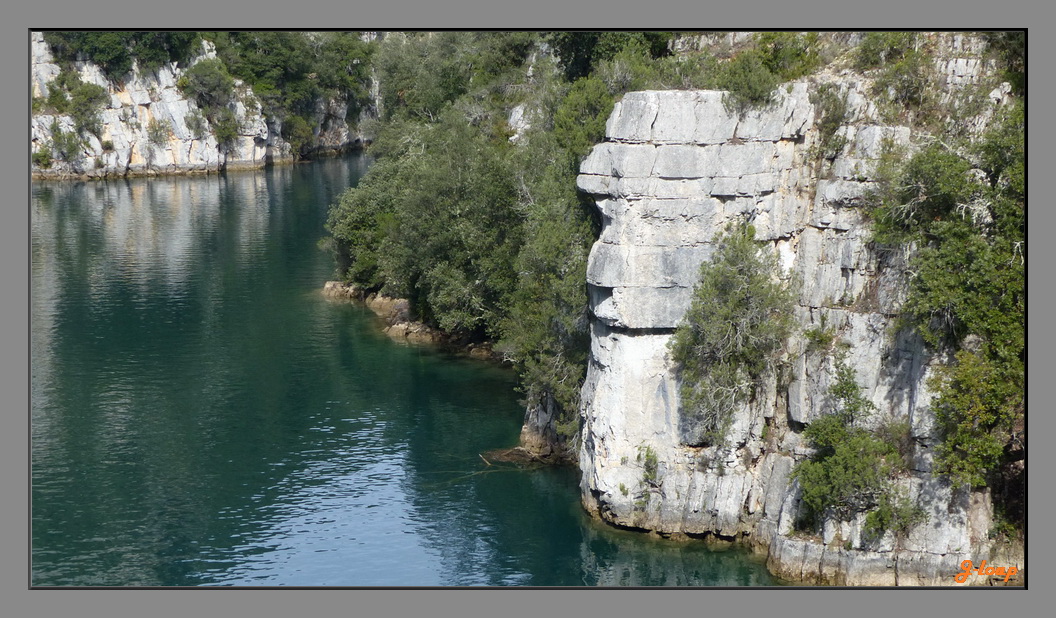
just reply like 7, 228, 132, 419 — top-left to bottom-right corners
30, 32, 372, 180
573, 33, 1022, 585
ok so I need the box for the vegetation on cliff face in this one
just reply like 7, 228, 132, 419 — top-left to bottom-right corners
880, 105, 1024, 525
792, 352, 926, 538
204, 32, 375, 156
669, 224, 796, 446
864, 38, 1024, 532
40, 31, 377, 161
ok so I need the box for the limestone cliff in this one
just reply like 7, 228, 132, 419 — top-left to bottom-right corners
30, 32, 371, 179
574, 37, 1021, 585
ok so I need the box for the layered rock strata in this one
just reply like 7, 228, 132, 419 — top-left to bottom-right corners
575, 82, 1020, 585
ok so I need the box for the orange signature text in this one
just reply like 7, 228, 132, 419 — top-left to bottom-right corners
955, 560, 1018, 583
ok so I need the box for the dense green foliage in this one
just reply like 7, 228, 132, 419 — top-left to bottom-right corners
868, 99, 1024, 495
175, 59, 241, 152
863, 490, 929, 540
984, 31, 1025, 96
44, 31, 376, 160
44, 31, 200, 78
553, 76, 614, 160
714, 32, 822, 115
854, 32, 917, 72
33, 146, 53, 169
498, 133, 595, 424
669, 224, 796, 446
327, 111, 522, 336
793, 353, 926, 535
545, 32, 673, 81
178, 58, 236, 111
37, 70, 110, 138
47, 120, 84, 163
854, 32, 933, 113
325, 32, 621, 439
323, 40, 598, 430
754, 32, 821, 81
206, 31, 374, 125
716, 49, 779, 114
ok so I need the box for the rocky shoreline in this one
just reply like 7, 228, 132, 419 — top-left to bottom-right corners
322, 281, 499, 361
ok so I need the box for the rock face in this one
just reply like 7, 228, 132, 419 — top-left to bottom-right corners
30, 32, 369, 179
575, 68, 1020, 584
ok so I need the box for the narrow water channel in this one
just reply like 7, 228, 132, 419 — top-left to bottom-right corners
31, 155, 781, 586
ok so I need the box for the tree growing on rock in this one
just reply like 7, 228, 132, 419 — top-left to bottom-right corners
669, 222, 796, 446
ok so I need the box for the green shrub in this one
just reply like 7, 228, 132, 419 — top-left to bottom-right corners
281, 114, 315, 157
830, 87, 1023, 524
68, 81, 109, 134
792, 354, 913, 526
754, 32, 821, 81
49, 121, 83, 162
827, 351, 877, 422
863, 490, 928, 538
867, 104, 1023, 494
44, 31, 201, 80
32, 147, 52, 169
324, 155, 408, 290
931, 351, 1019, 488
810, 83, 849, 160
44, 31, 135, 78
638, 445, 659, 487
670, 223, 796, 446
147, 118, 171, 147
184, 109, 208, 141
327, 112, 521, 339
984, 31, 1025, 96
795, 426, 896, 522
854, 32, 917, 71
179, 58, 235, 111
546, 31, 672, 81
873, 48, 931, 109
869, 142, 975, 245
717, 49, 779, 115
46, 85, 69, 113
374, 32, 472, 122
805, 324, 837, 353
552, 75, 614, 160
212, 108, 240, 151
498, 132, 594, 421
876, 417, 915, 470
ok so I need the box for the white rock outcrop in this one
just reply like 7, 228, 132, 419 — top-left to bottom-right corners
575, 77, 1016, 585
30, 32, 369, 179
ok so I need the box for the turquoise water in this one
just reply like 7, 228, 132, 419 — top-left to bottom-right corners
30, 155, 781, 587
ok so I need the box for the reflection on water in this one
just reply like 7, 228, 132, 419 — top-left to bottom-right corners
32, 156, 784, 587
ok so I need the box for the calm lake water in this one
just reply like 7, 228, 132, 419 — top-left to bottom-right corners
30, 155, 782, 587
